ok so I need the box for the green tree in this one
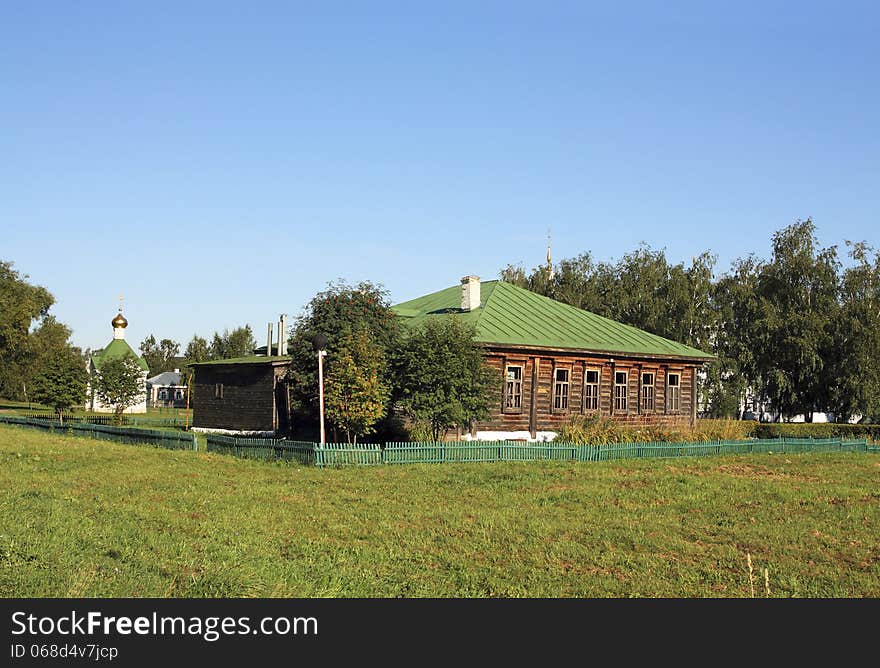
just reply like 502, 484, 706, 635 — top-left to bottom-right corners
93, 355, 145, 424
1, 315, 73, 404
183, 335, 211, 363
324, 330, 390, 443
705, 256, 763, 417
210, 326, 256, 359
0, 261, 55, 400
393, 318, 494, 441
755, 220, 840, 421
139, 335, 181, 374
32, 347, 89, 422
501, 253, 609, 315
288, 280, 401, 430
829, 241, 880, 422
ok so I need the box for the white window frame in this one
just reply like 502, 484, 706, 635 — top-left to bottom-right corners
614, 371, 628, 412
553, 367, 570, 412
667, 372, 681, 413
641, 372, 655, 412
504, 364, 523, 413
583, 368, 600, 412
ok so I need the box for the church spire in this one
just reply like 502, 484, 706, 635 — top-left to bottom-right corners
111, 295, 128, 339
546, 228, 555, 280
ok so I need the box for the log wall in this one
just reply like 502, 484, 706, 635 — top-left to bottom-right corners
482, 349, 700, 435
192, 364, 288, 432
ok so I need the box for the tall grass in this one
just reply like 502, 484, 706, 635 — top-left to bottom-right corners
554, 416, 753, 445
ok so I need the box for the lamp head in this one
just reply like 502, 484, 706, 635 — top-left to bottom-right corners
311, 333, 329, 352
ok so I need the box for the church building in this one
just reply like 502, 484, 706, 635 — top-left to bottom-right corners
86, 305, 149, 414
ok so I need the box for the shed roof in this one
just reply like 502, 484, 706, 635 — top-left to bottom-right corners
187, 355, 291, 367
392, 280, 715, 361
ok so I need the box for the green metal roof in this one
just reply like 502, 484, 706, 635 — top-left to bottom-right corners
188, 355, 291, 366
91, 338, 150, 372
392, 281, 715, 361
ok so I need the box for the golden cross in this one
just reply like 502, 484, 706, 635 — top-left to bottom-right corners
118, 294, 124, 312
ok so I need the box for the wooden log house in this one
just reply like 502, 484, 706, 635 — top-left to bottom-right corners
393, 276, 715, 440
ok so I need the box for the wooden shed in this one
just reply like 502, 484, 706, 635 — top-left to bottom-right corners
189, 356, 291, 435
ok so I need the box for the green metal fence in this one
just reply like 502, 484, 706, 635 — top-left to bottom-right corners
3, 414, 871, 466
15, 411, 189, 428
382, 441, 581, 464
0, 414, 197, 451
204, 435, 872, 467
316, 442, 383, 467
204, 434, 316, 465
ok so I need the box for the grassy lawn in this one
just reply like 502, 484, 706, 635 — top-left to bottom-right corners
1, 424, 878, 597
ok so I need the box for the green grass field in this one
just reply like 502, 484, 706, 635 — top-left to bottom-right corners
1, 424, 878, 597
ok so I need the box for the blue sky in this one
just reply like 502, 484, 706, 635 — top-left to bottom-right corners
2, 1, 878, 350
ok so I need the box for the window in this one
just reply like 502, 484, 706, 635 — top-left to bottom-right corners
667, 373, 681, 412
583, 369, 600, 411
553, 368, 570, 411
641, 372, 655, 412
174, 389, 184, 400
214, 383, 224, 400
614, 371, 628, 411
158, 389, 168, 400
504, 365, 523, 411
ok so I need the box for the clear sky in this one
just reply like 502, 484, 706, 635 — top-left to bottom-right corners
2, 1, 878, 350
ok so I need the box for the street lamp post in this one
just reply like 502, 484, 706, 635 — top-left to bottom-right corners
312, 334, 329, 445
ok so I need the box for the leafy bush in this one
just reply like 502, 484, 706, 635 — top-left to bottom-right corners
405, 421, 435, 443
393, 318, 494, 442
751, 422, 880, 441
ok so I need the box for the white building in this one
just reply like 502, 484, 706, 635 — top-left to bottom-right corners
146, 369, 186, 407
86, 307, 148, 414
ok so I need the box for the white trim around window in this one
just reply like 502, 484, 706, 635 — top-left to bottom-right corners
583, 367, 600, 412
666, 372, 681, 413
614, 370, 628, 412
553, 367, 570, 412
641, 371, 656, 413
504, 364, 524, 413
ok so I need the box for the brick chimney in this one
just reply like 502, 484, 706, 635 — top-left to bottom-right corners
461, 275, 481, 311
